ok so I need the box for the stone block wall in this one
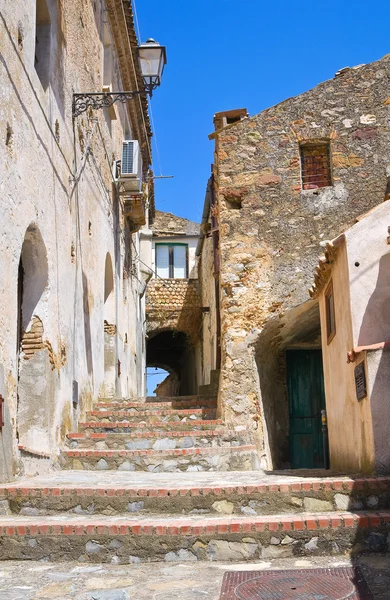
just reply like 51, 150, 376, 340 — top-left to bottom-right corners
211, 53, 390, 465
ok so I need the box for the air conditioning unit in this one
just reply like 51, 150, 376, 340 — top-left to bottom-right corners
119, 140, 143, 193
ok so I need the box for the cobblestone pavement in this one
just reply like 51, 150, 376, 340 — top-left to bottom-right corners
0, 555, 389, 599
0, 469, 351, 491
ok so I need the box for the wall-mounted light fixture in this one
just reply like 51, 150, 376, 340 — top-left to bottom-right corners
73, 39, 167, 118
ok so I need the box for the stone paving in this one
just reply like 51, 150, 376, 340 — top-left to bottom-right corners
1, 555, 389, 599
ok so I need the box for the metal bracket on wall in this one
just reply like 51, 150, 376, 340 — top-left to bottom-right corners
72, 91, 148, 118
0, 395, 4, 429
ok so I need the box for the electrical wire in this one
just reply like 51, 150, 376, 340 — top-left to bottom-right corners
149, 99, 163, 177
131, 0, 163, 177
119, 0, 152, 166
132, 0, 142, 43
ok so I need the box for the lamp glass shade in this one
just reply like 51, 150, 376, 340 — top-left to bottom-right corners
137, 40, 166, 88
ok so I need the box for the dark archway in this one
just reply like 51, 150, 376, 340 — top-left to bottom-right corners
146, 330, 197, 396
255, 300, 324, 470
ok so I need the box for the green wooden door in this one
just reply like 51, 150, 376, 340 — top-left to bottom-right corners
286, 349, 326, 469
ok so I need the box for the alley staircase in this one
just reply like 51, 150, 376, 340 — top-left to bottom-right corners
1, 394, 390, 563
61, 394, 260, 472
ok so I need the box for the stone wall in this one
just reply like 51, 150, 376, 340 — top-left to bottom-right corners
211, 53, 390, 465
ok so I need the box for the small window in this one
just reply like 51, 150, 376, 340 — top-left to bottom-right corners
300, 143, 332, 190
35, 0, 51, 90
354, 362, 367, 401
155, 244, 188, 279
325, 281, 336, 343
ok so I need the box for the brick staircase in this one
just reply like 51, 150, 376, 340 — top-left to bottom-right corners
60, 394, 260, 473
0, 394, 390, 563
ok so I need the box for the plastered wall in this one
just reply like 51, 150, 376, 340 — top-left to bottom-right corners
0, 0, 148, 479
319, 244, 375, 474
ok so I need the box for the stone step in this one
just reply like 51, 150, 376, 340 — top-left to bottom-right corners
67, 429, 238, 450
95, 398, 217, 411
2, 474, 390, 518
86, 407, 216, 422
0, 511, 388, 563
78, 418, 223, 433
60, 445, 260, 472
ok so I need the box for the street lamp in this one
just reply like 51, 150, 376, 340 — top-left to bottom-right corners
72, 39, 167, 118
137, 39, 167, 94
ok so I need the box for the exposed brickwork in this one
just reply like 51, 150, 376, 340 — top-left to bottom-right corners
21, 315, 66, 369
146, 278, 202, 341
0, 511, 388, 536
21, 316, 44, 360
104, 320, 117, 336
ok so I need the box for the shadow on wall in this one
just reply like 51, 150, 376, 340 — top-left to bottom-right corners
103, 253, 116, 398
358, 253, 390, 474
82, 271, 93, 376
17, 224, 55, 457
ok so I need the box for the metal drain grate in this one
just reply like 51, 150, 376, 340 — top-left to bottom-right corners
220, 567, 373, 600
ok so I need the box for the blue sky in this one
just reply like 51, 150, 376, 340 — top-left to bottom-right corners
136, 0, 389, 224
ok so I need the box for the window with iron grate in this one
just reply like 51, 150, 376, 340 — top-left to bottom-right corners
300, 142, 332, 190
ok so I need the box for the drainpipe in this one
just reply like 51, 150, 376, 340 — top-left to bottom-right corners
114, 187, 120, 398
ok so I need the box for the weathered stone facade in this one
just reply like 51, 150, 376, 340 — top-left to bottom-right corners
209, 54, 390, 469
0, 0, 153, 480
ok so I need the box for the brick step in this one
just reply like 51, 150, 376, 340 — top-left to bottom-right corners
2, 475, 390, 518
87, 408, 216, 422
66, 430, 247, 452
95, 398, 217, 411
78, 418, 223, 433
0, 511, 388, 562
60, 445, 260, 472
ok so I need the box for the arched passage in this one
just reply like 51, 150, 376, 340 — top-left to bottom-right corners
103, 253, 116, 397
17, 224, 53, 456
146, 330, 197, 396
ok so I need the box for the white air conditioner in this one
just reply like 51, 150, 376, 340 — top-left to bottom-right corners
119, 140, 143, 193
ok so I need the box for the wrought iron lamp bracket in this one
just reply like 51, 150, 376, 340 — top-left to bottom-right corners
72, 89, 151, 118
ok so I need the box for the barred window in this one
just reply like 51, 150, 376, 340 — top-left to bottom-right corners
300, 143, 332, 190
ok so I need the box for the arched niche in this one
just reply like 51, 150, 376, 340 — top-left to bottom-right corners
103, 253, 116, 397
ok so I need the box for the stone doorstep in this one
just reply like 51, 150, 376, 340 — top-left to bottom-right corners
0, 512, 388, 563
76, 420, 223, 432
